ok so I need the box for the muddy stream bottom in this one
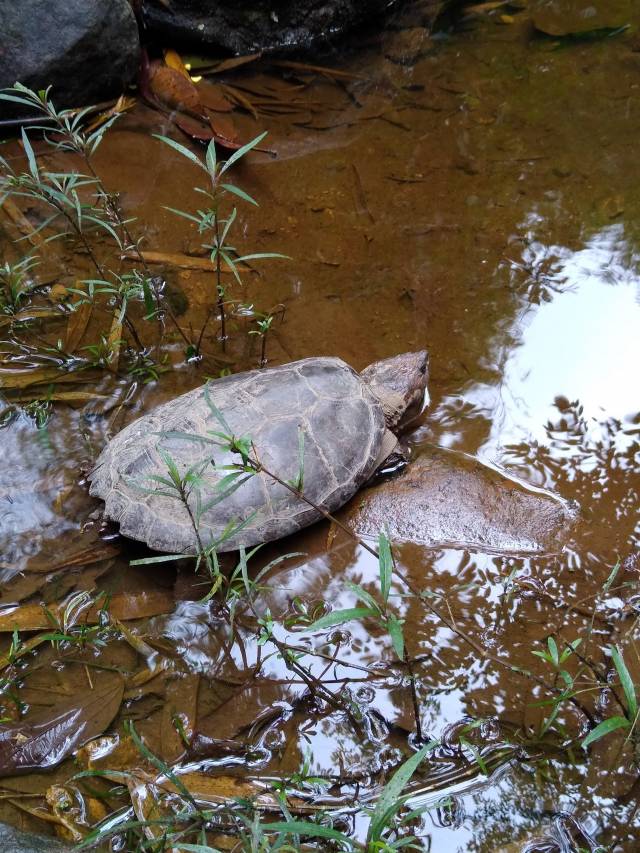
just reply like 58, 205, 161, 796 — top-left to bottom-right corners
0, 3, 639, 851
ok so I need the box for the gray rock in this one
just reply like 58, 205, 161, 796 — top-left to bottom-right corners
0, 0, 139, 111
142, 0, 404, 55
0, 822, 70, 853
345, 445, 577, 555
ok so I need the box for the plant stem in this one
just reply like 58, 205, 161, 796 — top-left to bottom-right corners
81, 158, 193, 351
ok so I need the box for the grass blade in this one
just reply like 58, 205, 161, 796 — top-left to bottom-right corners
221, 182, 258, 206
378, 531, 392, 604
153, 134, 205, 171
219, 130, 268, 175
308, 607, 378, 631
21, 128, 39, 179
367, 741, 437, 843
582, 715, 629, 748
611, 645, 638, 718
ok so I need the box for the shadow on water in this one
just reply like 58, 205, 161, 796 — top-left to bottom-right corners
0, 1, 639, 849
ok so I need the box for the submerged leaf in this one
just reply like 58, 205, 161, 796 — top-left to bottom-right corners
0, 674, 124, 776
0, 589, 174, 631
64, 296, 93, 352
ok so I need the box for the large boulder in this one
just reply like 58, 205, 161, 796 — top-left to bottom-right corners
0, 0, 139, 111
143, 0, 406, 55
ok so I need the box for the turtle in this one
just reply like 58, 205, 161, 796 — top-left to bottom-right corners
88, 351, 429, 553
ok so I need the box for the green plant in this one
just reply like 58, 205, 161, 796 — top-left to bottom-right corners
531, 635, 583, 736
0, 253, 40, 313
72, 721, 435, 852
154, 132, 287, 356
308, 532, 405, 662
582, 644, 638, 747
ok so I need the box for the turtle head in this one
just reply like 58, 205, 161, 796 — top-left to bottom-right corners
360, 350, 429, 431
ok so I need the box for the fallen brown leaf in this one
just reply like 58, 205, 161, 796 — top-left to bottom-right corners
163, 48, 192, 81
0, 589, 175, 632
198, 80, 234, 113
0, 673, 124, 776
149, 62, 202, 113
64, 295, 93, 352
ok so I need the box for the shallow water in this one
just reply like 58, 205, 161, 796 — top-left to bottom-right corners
0, 2, 639, 850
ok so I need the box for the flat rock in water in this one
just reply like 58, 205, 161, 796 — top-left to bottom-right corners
345, 445, 577, 555
0, 822, 70, 852
0, 0, 139, 111
530, 0, 632, 36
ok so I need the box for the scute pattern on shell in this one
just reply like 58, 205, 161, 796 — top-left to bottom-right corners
89, 358, 385, 552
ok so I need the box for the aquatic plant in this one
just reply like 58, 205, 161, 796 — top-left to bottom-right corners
154, 130, 287, 358
73, 722, 437, 851
0, 83, 288, 427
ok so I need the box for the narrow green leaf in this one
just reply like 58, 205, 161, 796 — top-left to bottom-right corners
220, 250, 242, 284
603, 560, 621, 593
153, 134, 206, 171
20, 128, 38, 180
296, 426, 305, 490
219, 206, 237, 247
547, 636, 559, 667
0, 93, 40, 108
344, 581, 380, 614
204, 384, 233, 434
368, 742, 437, 843
221, 182, 258, 206
582, 715, 629, 748
205, 138, 217, 175
309, 607, 378, 631
378, 531, 393, 604
215, 511, 257, 547
198, 474, 253, 515
253, 821, 353, 847
125, 721, 197, 807
141, 277, 155, 318
233, 251, 289, 262
158, 429, 218, 447
130, 553, 193, 566
386, 614, 405, 660
611, 645, 638, 718
163, 205, 202, 224
219, 131, 268, 175
459, 736, 488, 775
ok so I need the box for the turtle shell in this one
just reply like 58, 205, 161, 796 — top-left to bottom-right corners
88, 357, 385, 552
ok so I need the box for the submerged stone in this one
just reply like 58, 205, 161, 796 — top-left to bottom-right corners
345, 445, 577, 555
0, 822, 70, 853
531, 0, 632, 36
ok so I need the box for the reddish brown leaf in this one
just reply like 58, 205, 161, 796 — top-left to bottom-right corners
198, 80, 234, 113
207, 113, 238, 145
173, 113, 216, 142
149, 62, 202, 113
